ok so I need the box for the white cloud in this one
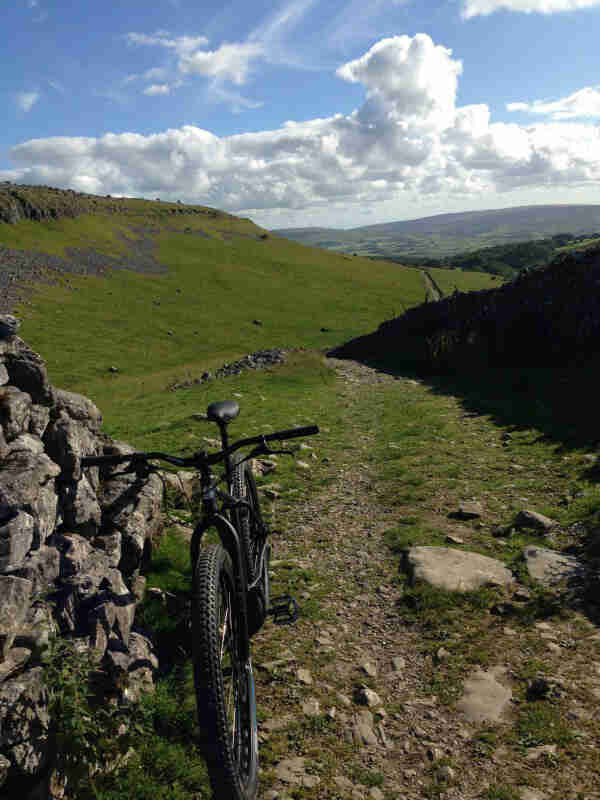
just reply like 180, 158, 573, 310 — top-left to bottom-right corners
125, 30, 264, 102
462, 0, 600, 17
143, 84, 171, 96
178, 42, 263, 85
16, 91, 40, 112
125, 32, 209, 52
5, 34, 600, 226
507, 86, 600, 119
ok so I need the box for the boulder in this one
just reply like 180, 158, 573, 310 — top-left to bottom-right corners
123, 631, 158, 702
0, 576, 33, 659
0, 667, 50, 776
0, 386, 32, 441
402, 546, 514, 592
0, 451, 60, 548
0, 364, 8, 386
522, 545, 583, 587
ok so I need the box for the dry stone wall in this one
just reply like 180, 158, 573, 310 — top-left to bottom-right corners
0, 316, 162, 795
332, 247, 600, 371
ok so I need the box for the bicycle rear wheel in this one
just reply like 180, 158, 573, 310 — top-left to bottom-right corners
232, 459, 266, 583
192, 543, 259, 800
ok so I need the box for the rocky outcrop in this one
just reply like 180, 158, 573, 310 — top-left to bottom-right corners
0, 316, 163, 795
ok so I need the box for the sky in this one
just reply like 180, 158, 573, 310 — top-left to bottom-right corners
3, 0, 600, 229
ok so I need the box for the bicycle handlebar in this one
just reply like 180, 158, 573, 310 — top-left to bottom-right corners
80, 424, 319, 469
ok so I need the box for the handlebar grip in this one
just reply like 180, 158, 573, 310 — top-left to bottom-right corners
266, 425, 319, 442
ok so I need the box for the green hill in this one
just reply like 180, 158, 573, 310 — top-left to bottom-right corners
0, 184, 498, 446
274, 203, 600, 261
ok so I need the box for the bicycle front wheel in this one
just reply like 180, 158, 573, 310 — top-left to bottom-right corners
192, 543, 259, 800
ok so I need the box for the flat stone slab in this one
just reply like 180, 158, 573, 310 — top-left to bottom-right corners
456, 666, 513, 723
523, 545, 584, 587
403, 547, 514, 592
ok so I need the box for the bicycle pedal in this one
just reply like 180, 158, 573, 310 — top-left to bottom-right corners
268, 594, 298, 625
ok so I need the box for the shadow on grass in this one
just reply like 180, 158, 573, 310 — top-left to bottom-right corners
336, 348, 600, 464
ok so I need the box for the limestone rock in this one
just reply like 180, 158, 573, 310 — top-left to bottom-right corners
0, 646, 32, 682
451, 501, 484, 520
100, 472, 163, 576
402, 546, 514, 592
0, 315, 20, 339
28, 405, 50, 438
522, 545, 583, 587
515, 509, 557, 532
44, 410, 100, 482
0, 511, 35, 572
12, 602, 55, 659
0, 386, 32, 440
0, 575, 33, 659
3, 343, 53, 405
456, 667, 512, 723
0, 451, 60, 548
60, 473, 102, 538
160, 470, 198, 502
54, 388, 102, 432
7, 433, 44, 455
0, 667, 50, 776
7, 544, 60, 596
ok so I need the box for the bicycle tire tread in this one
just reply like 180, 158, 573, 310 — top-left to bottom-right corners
192, 543, 258, 800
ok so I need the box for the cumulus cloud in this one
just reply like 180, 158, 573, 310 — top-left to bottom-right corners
507, 86, 600, 119
5, 34, 600, 224
462, 0, 600, 17
16, 91, 40, 112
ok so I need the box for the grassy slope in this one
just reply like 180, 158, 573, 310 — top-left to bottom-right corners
5, 206, 494, 444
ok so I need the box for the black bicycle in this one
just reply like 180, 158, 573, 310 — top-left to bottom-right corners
81, 399, 318, 800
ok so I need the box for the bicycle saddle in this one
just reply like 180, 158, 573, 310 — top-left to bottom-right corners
206, 400, 240, 424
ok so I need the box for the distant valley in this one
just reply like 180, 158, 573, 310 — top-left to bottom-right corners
273, 203, 600, 261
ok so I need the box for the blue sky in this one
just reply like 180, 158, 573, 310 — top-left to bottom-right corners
4, 0, 600, 228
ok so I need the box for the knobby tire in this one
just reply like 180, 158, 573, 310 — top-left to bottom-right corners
192, 543, 259, 800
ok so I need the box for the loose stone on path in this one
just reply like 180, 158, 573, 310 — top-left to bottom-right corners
456, 666, 513, 723
522, 545, 584, 587
402, 546, 514, 592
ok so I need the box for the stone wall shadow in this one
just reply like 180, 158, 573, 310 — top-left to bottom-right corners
335, 348, 600, 472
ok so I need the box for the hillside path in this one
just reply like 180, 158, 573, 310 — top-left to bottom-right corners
252, 356, 600, 800
254, 358, 496, 800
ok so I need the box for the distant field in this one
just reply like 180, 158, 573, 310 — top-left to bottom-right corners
427, 267, 501, 295
555, 236, 600, 252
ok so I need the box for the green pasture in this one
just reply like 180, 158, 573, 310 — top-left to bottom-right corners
5, 209, 440, 442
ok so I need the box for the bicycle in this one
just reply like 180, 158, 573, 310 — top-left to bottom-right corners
81, 399, 319, 800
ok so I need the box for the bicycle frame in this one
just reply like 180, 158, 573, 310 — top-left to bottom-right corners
190, 450, 255, 661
